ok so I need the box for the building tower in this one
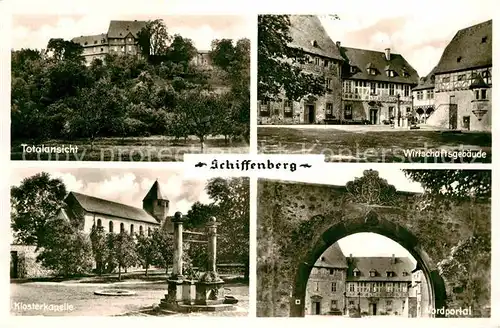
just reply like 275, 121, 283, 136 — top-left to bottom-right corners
143, 180, 169, 226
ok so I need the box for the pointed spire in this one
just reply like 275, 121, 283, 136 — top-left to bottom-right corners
143, 180, 168, 201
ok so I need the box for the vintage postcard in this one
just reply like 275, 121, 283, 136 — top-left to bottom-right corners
257, 168, 491, 318
10, 14, 251, 161
10, 167, 249, 316
257, 13, 492, 163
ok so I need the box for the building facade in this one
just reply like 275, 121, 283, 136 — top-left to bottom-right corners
305, 243, 417, 317
412, 67, 436, 124
72, 20, 147, 65
258, 15, 419, 126
425, 20, 492, 131
11, 181, 174, 278
258, 15, 344, 125
410, 269, 431, 317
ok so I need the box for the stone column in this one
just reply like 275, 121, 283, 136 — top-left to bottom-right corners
206, 216, 217, 273
171, 211, 184, 279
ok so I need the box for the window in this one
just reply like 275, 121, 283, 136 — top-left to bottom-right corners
402, 271, 409, 277
417, 91, 423, 100
323, 59, 329, 67
326, 78, 332, 91
353, 268, 360, 277
368, 68, 377, 75
442, 76, 450, 83
476, 89, 487, 100
100, 47, 104, 52
406, 107, 411, 113
370, 270, 376, 277
370, 82, 377, 95
120, 222, 125, 233
130, 224, 134, 235
481, 89, 487, 99
387, 70, 396, 77
139, 226, 143, 235
97, 219, 102, 227
314, 57, 320, 66
386, 271, 394, 277
482, 36, 488, 43
260, 100, 269, 116
386, 300, 392, 306
109, 221, 114, 233
403, 71, 410, 77
350, 66, 356, 74
326, 103, 333, 117
121, 46, 125, 52
329, 268, 334, 275
284, 100, 293, 117
331, 300, 338, 309
344, 80, 352, 93
402, 283, 408, 293
128, 45, 132, 51
331, 282, 337, 292
349, 300, 355, 306
457, 56, 462, 63
315, 282, 319, 292
389, 84, 395, 96
344, 105, 352, 120
349, 283, 355, 292
388, 106, 394, 118
148, 227, 151, 236
404, 85, 410, 97
426, 90, 434, 99
387, 283, 393, 292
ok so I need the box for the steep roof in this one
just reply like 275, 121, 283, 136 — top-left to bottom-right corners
67, 191, 159, 225
346, 256, 415, 282
72, 34, 107, 47
288, 15, 343, 60
434, 20, 492, 74
314, 243, 348, 269
107, 20, 147, 39
340, 47, 419, 84
143, 180, 168, 201
413, 66, 437, 91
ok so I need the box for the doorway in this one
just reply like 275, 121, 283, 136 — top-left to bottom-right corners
369, 303, 377, 315
312, 301, 321, 315
370, 108, 378, 124
305, 105, 315, 124
10, 251, 18, 278
463, 116, 470, 130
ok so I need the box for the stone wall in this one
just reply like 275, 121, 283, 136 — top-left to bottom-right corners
10, 245, 53, 278
256, 173, 490, 317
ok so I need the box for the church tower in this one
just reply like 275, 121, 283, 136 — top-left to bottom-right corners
143, 180, 169, 224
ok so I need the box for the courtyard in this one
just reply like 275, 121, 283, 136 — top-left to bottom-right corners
257, 125, 491, 163
10, 278, 249, 316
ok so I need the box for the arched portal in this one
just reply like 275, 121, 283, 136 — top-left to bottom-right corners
290, 215, 446, 317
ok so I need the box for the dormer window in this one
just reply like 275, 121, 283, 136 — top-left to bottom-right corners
402, 71, 410, 77
350, 66, 357, 74
311, 40, 318, 47
353, 268, 360, 277
402, 271, 409, 277
369, 269, 377, 277
457, 56, 462, 63
386, 271, 395, 277
368, 68, 376, 75
84, 41, 88, 45
387, 70, 396, 77
482, 36, 487, 43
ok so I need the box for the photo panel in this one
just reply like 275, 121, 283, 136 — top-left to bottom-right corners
10, 166, 249, 316
257, 14, 492, 163
11, 14, 251, 161
257, 168, 491, 318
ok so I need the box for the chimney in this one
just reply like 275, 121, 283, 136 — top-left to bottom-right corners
385, 48, 391, 61
336, 41, 341, 47
392, 254, 396, 264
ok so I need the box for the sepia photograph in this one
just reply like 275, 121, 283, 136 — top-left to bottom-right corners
11, 14, 251, 161
257, 168, 491, 317
10, 168, 249, 316
257, 10, 492, 163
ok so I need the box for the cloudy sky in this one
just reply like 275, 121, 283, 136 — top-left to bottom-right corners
319, 0, 494, 76
11, 167, 212, 216
12, 14, 252, 51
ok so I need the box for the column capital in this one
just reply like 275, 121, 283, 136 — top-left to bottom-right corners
172, 211, 185, 223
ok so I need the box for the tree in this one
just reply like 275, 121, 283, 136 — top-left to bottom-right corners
258, 15, 335, 101
151, 228, 174, 275
403, 170, 491, 200
184, 201, 217, 230
71, 78, 126, 150
167, 34, 198, 64
37, 217, 93, 277
89, 224, 108, 275
111, 232, 138, 280
205, 177, 250, 280
11, 172, 67, 246
46, 38, 84, 62
176, 89, 230, 152
137, 19, 171, 60
135, 233, 159, 276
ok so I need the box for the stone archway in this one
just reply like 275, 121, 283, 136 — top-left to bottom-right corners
289, 215, 446, 317
257, 170, 490, 317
